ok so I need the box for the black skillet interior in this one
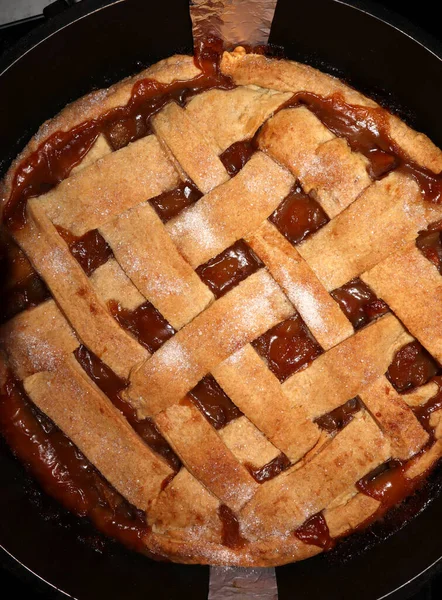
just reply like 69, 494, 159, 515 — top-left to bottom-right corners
1, 0, 442, 598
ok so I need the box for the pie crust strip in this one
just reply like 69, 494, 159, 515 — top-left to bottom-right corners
166, 152, 294, 268
125, 269, 295, 418
184, 86, 292, 154
89, 258, 146, 311
241, 411, 390, 539
258, 106, 371, 218
359, 376, 429, 460
247, 221, 353, 349
24, 356, 173, 510
297, 172, 435, 291
17, 202, 149, 379
0, 300, 79, 379
212, 344, 320, 463
100, 202, 213, 329
324, 493, 381, 538
219, 415, 281, 467
152, 102, 230, 193
148, 468, 222, 542
38, 135, 180, 236
281, 313, 413, 419
155, 402, 259, 512
361, 243, 442, 364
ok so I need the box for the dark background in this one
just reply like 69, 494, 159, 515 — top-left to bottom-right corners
0, 0, 442, 598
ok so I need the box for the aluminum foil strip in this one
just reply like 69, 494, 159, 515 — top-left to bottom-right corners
190, 0, 278, 46
190, 1, 280, 597
208, 567, 278, 600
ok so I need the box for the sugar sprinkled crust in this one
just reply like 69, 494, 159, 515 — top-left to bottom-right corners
1, 46, 442, 568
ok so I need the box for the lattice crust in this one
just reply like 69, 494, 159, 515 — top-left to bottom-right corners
297, 172, 442, 291
100, 201, 213, 329
246, 221, 353, 349
24, 355, 173, 510
212, 344, 321, 463
282, 314, 412, 419
258, 106, 372, 218
40, 135, 180, 236
220, 47, 442, 172
241, 411, 390, 539
166, 152, 294, 268
362, 244, 442, 363
2, 46, 442, 568
125, 269, 295, 417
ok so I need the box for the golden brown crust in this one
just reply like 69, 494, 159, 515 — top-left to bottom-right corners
2, 48, 442, 569
221, 47, 442, 173
0, 55, 201, 215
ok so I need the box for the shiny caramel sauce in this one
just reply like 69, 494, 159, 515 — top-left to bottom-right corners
291, 92, 442, 197
196, 240, 263, 298
416, 220, 442, 274
356, 459, 429, 525
75, 345, 180, 472
218, 504, 246, 548
57, 226, 113, 276
246, 453, 291, 483
253, 314, 323, 382
295, 513, 335, 550
269, 184, 329, 245
413, 379, 442, 433
189, 375, 242, 429
220, 139, 256, 176
2, 41, 442, 555
149, 181, 202, 223
108, 300, 175, 353
0, 271, 49, 325
0, 376, 147, 551
387, 341, 439, 393
331, 278, 389, 330
3, 38, 233, 232
315, 397, 362, 434
0, 233, 49, 324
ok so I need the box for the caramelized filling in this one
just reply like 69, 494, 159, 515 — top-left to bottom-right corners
0, 234, 49, 324
246, 453, 291, 483
331, 278, 389, 330
56, 226, 113, 276
2, 43, 442, 556
218, 504, 246, 548
315, 397, 362, 434
387, 341, 439, 393
357, 460, 421, 515
108, 300, 175, 353
0, 376, 147, 550
75, 346, 180, 471
292, 92, 442, 197
196, 240, 262, 298
3, 38, 233, 231
189, 375, 242, 429
150, 181, 202, 223
253, 314, 322, 383
0, 271, 49, 325
220, 139, 256, 176
416, 220, 442, 274
413, 381, 442, 433
269, 184, 329, 245
295, 513, 335, 550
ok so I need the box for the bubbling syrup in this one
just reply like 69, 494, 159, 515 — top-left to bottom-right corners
0, 376, 148, 551
252, 314, 323, 383
2, 42, 442, 558
188, 375, 242, 430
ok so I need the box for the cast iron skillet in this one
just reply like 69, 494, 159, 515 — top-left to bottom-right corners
1, 0, 442, 598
